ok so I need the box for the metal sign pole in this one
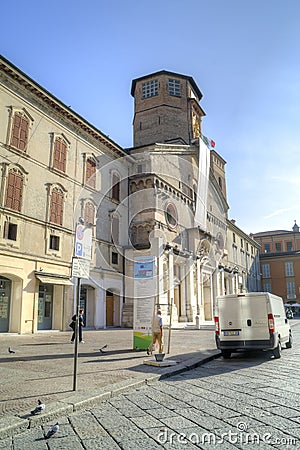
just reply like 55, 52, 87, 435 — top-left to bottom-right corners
167, 299, 173, 354
73, 276, 80, 391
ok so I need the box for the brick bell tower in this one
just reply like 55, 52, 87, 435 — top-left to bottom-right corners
131, 70, 206, 147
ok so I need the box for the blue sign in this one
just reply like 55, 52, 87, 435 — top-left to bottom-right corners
75, 242, 83, 257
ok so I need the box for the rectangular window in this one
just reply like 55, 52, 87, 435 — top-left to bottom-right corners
262, 263, 270, 278
112, 174, 120, 201
5, 170, 23, 212
285, 261, 294, 277
233, 245, 237, 263
142, 79, 158, 98
233, 233, 236, 244
287, 281, 296, 299
3, 222, 17, 241
240, 250, 245, 267
286, 241, 293, 251
50, 235, 60, 251
168, 79, 181, 97
275, 242, 281, 252
11, 113, 29, 151
240, 238, 244, 248
112, 252, 118, 265
53, 138, 67, 172
264, 243, 271, 253
263, 282, 271, 293
50, 190, 63, 225
86, 158, 96, 188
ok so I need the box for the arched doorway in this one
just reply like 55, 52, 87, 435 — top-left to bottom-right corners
0, 276, 11, 332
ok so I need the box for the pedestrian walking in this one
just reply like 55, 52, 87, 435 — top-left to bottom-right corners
70, 309, 85, 343
147, 309, 164, 355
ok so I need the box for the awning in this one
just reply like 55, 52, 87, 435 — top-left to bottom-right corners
36, 274, 72, 286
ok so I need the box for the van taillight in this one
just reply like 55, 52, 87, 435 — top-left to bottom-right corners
268, 313, 275, 333
214, 316, 220, 335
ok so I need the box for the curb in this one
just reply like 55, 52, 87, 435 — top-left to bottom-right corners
0, 350, 221, 439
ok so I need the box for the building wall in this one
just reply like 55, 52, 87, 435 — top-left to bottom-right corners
0, 55, 128, 333
253, 225, 300, 305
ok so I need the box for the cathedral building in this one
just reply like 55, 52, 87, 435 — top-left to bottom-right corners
0, 57, 260, 334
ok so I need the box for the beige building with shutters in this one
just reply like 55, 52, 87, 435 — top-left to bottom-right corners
0, 55, 129, 333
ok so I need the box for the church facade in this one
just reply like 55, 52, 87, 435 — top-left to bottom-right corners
0, 57, 260, 333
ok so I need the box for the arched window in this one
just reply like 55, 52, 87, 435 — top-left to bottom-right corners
49, 186, 64, 226
53, 137, 67, 172
111, 173, 120, 201
10, 111, 29, 152
86, 158, 96, 188
5, 168, 24, 212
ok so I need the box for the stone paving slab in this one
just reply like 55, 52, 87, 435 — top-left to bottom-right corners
0, 327, 220, 438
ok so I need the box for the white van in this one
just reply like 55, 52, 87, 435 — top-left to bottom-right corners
214, 292, 292, 359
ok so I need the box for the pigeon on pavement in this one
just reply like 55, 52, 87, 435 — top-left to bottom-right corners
99, 344, 108, 353
31, 399, 45, 415
8, 347, 15, 354
45, 422, 59, 439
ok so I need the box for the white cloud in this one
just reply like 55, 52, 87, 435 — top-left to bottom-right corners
264, 205, 299, 220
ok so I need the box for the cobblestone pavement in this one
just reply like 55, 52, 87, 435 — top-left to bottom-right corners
0, 328, 217, 418
1, 321, 299, 449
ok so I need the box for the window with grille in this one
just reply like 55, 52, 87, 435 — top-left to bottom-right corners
53, 138, 67, 172
5, 169, 23, 212
275, 242, 281, 252
264, 243, 271, 253
10, 112, 29, 151
262, 263, 270, 278
50, 235, 60, 250
142, 79, 158, 98
86, 158, 96, 188
285, 262, 294, 277
286, 241, 293, 251
168, 79, 181, 97
50, 188, 64, 225
111, 173, 120, 201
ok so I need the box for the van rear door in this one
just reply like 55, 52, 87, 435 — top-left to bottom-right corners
241, 294, 269, 342
218, 296, 243, 340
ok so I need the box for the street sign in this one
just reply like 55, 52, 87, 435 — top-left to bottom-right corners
74, 224, 92, 260
72, 257, 90, 278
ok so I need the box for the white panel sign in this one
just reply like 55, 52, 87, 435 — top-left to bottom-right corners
72, 258, 90, 278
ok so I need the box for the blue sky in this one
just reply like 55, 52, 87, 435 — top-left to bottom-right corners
1, 0, 300, 234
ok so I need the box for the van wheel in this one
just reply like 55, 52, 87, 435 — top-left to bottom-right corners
221, 350, 231, 359
286, 332, 293, 349
273, 339, 282, 359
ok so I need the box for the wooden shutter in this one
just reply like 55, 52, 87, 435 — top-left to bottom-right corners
50, 189, 64, 225
84, 202, 95, 225
53, 139, 67, 172
11, 113, 29, 151
5, 170, 23, 212
86, 159, 96, 188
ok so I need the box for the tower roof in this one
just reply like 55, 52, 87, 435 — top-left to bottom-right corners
131, 70, 203, 100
